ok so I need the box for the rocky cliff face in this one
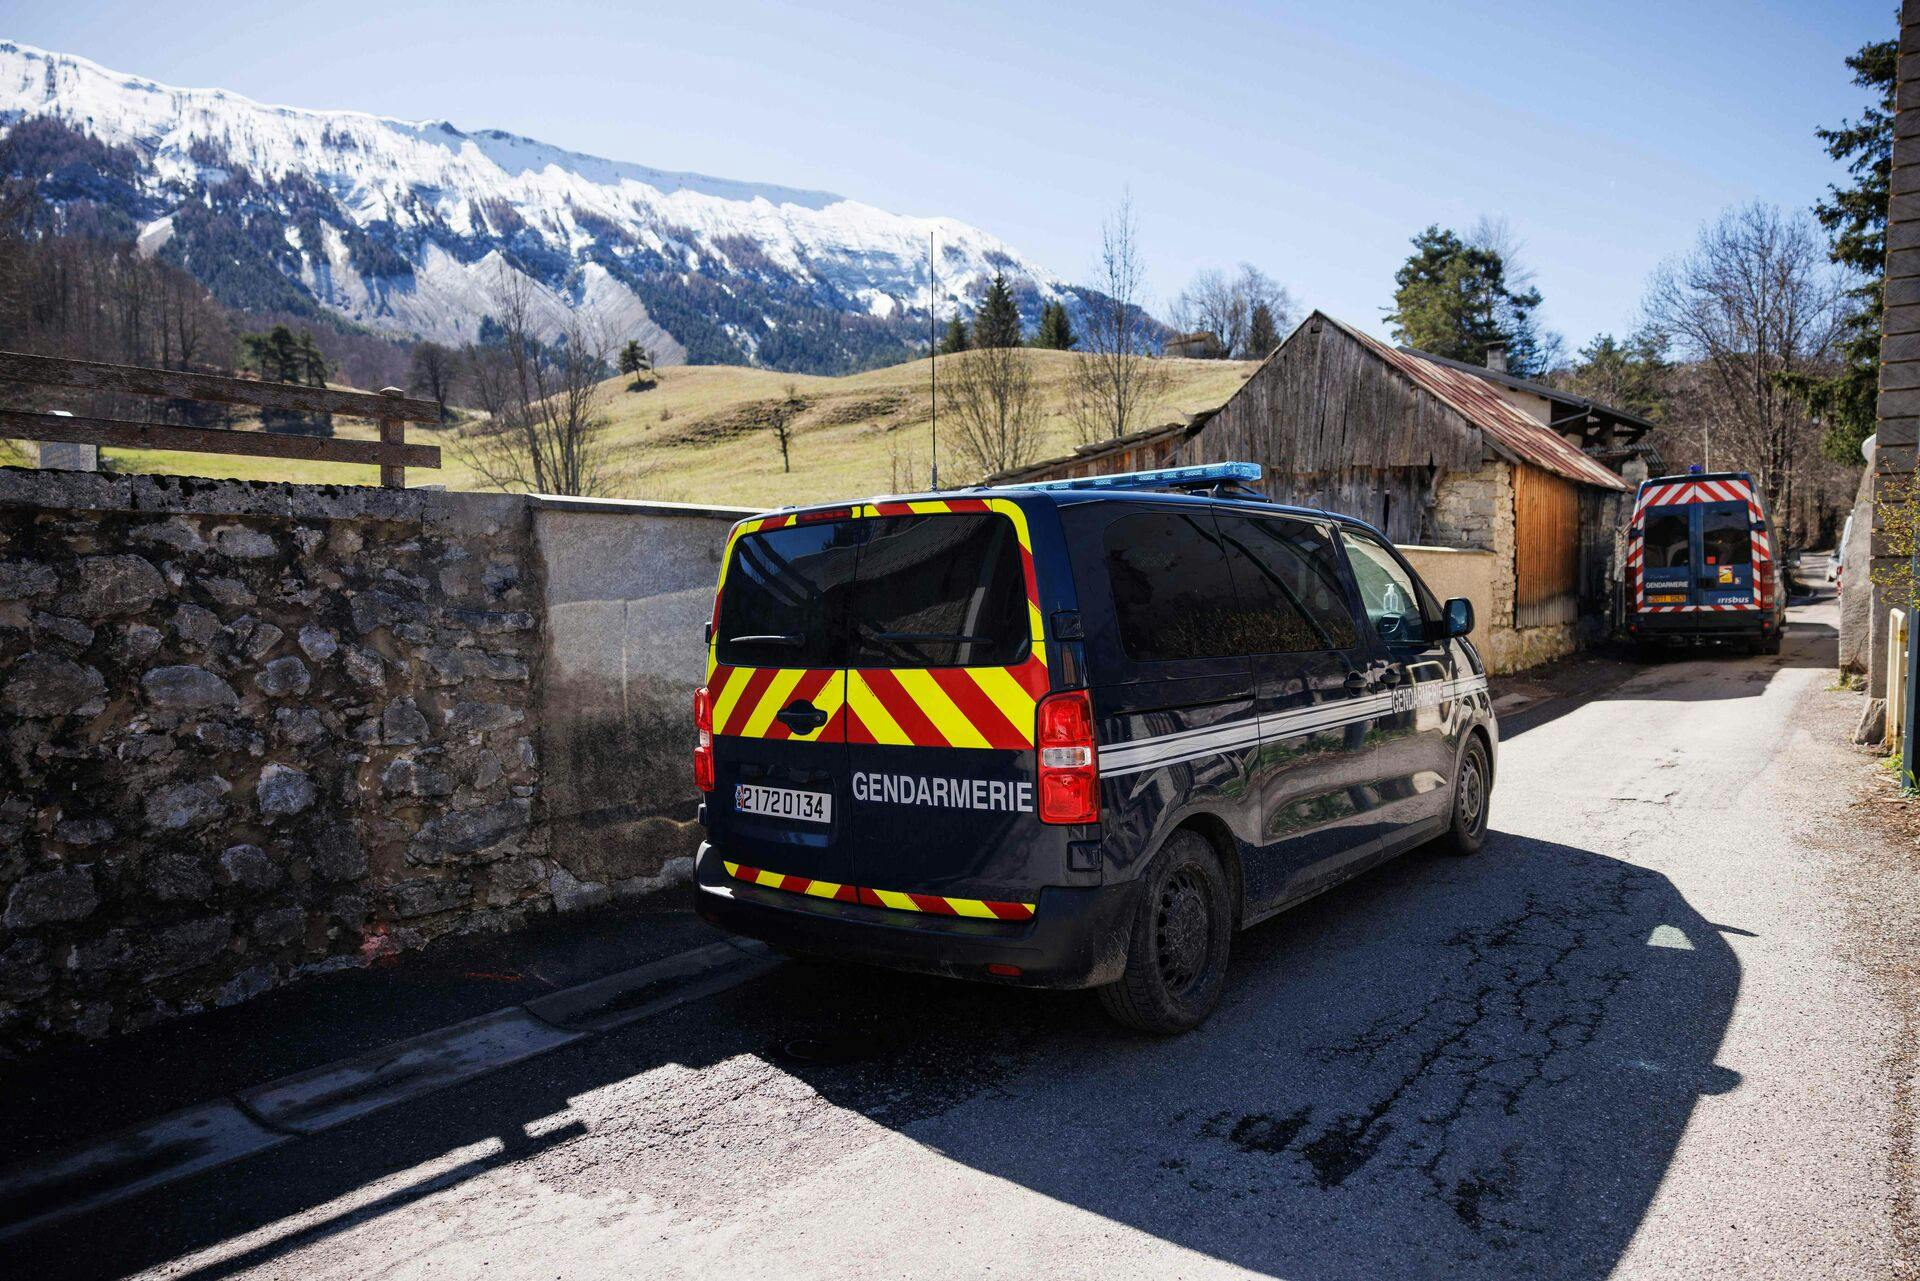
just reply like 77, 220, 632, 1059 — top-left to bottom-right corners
0, 42, 1094, 373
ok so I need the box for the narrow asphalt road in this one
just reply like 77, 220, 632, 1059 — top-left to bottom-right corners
9, 600, 1909, 1280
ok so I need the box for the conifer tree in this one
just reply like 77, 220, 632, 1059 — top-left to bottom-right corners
1245, 303, 1279, 359
1778, 34, 1896, 462
939, 315, 970, 354
972, 271, 1023, 348
1035, 301, 1077, 350
242, 325, 333, 435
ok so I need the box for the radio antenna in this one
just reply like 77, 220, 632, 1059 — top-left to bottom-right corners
929, 229, 940, 491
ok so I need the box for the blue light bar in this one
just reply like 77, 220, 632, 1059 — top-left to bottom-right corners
1003, 462, 1263, 493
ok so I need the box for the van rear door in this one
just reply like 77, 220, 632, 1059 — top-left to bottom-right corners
1640, 503, 1694, 608
707, 514, 860, 896
842, 499, 1051, 910
1696, 500, 1755, 607
1640, 498, 1758, 609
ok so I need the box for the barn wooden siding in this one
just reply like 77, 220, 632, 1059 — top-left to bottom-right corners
1177, 318, 1483, 541
1514, 463, 1580, 627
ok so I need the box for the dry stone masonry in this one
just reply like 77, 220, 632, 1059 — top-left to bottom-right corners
0, 471, 746, 1055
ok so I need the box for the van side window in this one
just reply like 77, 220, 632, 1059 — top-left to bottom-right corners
1342, 530, 1427, 648
1104, 511, 1242, 661
847, 514, 1029, 668
1217, 516, 1358, 653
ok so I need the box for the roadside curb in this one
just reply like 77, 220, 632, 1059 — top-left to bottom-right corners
0, 935, 776, 1243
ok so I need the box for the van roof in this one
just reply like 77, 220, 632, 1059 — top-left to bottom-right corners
758, 486, 1389, 538
1641, 470, 1755, 488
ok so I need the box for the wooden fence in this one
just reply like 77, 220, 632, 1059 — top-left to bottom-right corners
0, 350, 442, 488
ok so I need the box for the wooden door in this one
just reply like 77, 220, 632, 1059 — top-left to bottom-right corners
1514, 465, 1579, 628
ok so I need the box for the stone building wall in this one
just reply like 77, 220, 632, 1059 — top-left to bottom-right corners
0, 470, 740, 1055
1429, 461, 1588, 674
1868, 2, 1920, 702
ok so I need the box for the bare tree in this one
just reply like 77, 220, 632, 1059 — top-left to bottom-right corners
1466, 215, 1535, 295
460, 268, 613, 497
1643, 202, 1845, 543
409, 341, 458, 421
770, 380, 804, 473
1067, 193, 1170, 442
941, 341, 1038, 478
1171, 263, 1296, 358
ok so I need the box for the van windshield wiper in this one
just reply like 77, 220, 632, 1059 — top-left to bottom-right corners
728, 633, 804, 646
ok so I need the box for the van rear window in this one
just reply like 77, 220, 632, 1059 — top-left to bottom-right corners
847, 514, 1029, 668
715, 522, 863, 669
1701, 504, 1752, 566
1644, 508, 1690, 569
715, 513, 1029, 670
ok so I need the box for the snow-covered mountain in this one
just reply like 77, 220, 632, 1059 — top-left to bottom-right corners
0, 41, 1091, 371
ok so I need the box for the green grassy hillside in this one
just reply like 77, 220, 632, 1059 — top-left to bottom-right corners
4, 351, 1259, 510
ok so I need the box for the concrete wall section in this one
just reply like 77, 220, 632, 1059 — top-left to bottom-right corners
528, 496, 753, 909
1841, 445, 1876, 676
1401, 545, 1496, 659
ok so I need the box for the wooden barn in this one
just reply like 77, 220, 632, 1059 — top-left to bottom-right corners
990, 311, 1638, 673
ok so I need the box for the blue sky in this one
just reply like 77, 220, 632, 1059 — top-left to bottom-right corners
4, 0, 1897, 351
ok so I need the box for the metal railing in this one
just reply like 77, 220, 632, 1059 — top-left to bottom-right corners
0, 350, 442, 488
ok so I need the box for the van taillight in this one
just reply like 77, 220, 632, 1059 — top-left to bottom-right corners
1036, 690, 1098, 825
693, 686, 715, 792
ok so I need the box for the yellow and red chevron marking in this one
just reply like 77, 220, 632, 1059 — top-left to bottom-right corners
705, 497, 1050, 748
706, 663, 849, 740
723, 860, 1035, 920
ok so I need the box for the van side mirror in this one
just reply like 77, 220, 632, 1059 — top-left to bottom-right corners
1440, 597, 1474, 639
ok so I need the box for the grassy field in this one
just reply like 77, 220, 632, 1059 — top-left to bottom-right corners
4, 350, 1259, 510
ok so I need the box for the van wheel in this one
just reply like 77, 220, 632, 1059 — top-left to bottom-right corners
1432, 736, 1491, 857
1097, 831, 1232, 1035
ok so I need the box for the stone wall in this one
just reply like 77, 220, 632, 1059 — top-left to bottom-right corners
0, 470, 742, 1054
1868, 1, 1920, 701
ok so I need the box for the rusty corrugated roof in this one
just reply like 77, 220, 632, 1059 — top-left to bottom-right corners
1325, 315, 1627, 491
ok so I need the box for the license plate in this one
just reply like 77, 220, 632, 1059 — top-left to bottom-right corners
1648, 593, 1687, 604
735, 783, 832, 824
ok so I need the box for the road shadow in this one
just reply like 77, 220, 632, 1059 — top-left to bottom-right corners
772, 831, 1741, 1279
9, 832, 1740, 1281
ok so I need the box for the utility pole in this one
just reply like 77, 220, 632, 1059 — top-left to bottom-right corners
929, 230, 940, 491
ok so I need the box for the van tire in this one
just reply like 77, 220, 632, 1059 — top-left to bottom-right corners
1432, 735, 1491, 857
1097, 831, 1233, 1035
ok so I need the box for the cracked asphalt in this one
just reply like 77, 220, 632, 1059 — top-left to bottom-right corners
9, 599, 1911, 1280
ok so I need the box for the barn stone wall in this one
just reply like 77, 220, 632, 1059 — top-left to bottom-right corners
0, 470, 743, 1055
1429, 462, 1582, 673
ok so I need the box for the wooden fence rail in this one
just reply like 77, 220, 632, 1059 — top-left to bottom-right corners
0, 349, 443, 488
